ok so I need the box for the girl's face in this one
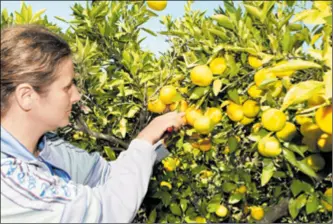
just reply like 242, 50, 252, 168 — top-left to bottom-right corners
32, 58, 81, 131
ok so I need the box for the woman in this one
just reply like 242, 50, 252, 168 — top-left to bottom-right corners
1, 25, 185, 223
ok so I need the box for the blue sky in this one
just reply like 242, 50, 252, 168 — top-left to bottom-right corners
1, 1, 312, 56
1, 1, 226, 56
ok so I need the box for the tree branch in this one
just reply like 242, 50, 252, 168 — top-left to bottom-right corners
75, 115, 129, 148
259, 197, 289, 223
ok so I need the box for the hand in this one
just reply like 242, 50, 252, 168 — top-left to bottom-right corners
136, 111, 186, 145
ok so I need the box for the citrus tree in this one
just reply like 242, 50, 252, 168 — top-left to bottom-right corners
1, 1, 332, 223
142, 1, 332, 223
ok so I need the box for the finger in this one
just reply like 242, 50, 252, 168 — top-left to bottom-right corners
178, 112, 186, 117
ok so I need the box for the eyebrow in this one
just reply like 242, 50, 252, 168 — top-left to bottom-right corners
65, 78, 74, 88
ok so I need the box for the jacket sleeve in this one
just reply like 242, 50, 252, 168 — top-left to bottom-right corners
1, 139, 161, 223
44, 137, 170, 187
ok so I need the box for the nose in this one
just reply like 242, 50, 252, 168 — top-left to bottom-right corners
71, 85, 82, 104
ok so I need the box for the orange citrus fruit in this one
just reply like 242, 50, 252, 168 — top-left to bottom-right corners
210, 57, 227, 75
147, 1, 167, 11
198, 138, 212, 151
317, 133, 332, 152
148, 99, 166, 114
248, 56, 263, 68
160, 181, 172, 190
195, 216, 206, 223
258, 136, 281, 157
248, 85, 264, 98
276, 122, 297, 142
185, 107, 203, 126
315, 105, 332, 134
215, 204, 228, 217
295, 115, 313, 125
237, 185, 247, 194
227, 103, 244, 122
261, 108, 286, 132
242, 100, 260, 118
194, 116, 213, 134
190, 65, 213, 86
204, 107, 222, 124
239, 116, 255, 125
159, 85, 177, 104
321, 188, 332, 211
169, 100, 188, 112
251, 206, 264, 221
308, 94, 325, 107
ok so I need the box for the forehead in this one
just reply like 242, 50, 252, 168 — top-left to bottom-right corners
54, 58, 74, 81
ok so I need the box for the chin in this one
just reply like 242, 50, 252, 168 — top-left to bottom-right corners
57, 117, 71, 128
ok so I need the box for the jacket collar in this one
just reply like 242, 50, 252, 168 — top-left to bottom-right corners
1, 126, 46, 161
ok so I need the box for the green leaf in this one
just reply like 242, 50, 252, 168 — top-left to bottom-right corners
284, 143, 307, 157
228, 136, 239, 153
183, 51, 198, 68
292, 9, 326, 25
104, 146, 116, 161
54, 16, 68, 23
269, 60, 321, 73
212, 14, 234, 30
290, 179, 314, 197
180, 199, 188, 213
141, 27, 157, 36
222, 182, 237, 193
207, 203, 219, 213
283, 148, 298, 166
213, 79, 222, 96
273, 186, 282, 198
259, 77, 278, 88
30, 8, 46, 22
159, 191, 172, 206
282, 27, 291, 52
324, 71, 332, 99
288, 194, 308, 219
190, 87, 209, 100
289, 23, 303, 31
261, 159, 275, 186
228, 192, 243, 204
244, 4, 262, 22
248, 128, 269, 142
262, 1, 275, 18
286, 0, 296, 7
147, 209, 157, 224
227, 89, 240, 104
281, 81, 324, 110
296, 160, 319, 179
283, 149, 319, 179
126, 106, 140, 118
324, 15, 332, 26
208, 28, 229, 41
306, 193, 319, 214
170, 203, 182, 216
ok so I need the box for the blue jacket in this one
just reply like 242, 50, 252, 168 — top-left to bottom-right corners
1, 126, 169, 223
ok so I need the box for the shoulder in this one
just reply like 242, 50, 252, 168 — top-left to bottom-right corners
44, 132, 87, 154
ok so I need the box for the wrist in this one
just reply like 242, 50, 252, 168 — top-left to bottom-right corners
136, 133, 154, 145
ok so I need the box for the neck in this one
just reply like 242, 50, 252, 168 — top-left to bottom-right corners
1, 113, 45, 157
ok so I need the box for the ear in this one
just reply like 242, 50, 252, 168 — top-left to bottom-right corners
14, 83, 36, 111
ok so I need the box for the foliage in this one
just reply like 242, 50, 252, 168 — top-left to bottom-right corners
1, 1, 332, 223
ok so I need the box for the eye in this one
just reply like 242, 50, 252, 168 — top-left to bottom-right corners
64, 79, 77, 91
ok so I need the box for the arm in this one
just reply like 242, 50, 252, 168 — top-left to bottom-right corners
1, 112, 185, 222
1, 139, 155, 223
45, 137, 169, 187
